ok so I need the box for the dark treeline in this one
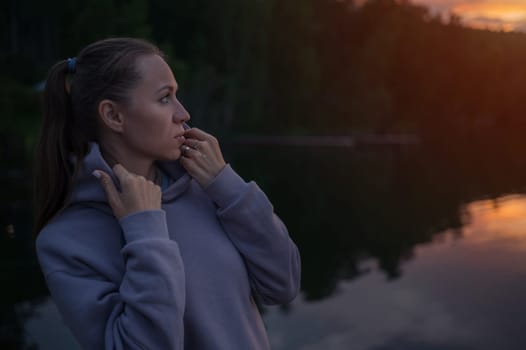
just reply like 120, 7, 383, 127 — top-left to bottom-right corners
2, 0, 526, 141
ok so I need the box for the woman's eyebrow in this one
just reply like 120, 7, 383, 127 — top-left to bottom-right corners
155, 84, 178, 93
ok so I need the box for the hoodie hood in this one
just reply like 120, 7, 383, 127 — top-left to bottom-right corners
69, 142, 191, 213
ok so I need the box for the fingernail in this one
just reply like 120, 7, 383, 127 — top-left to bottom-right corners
92, 170, 101, 179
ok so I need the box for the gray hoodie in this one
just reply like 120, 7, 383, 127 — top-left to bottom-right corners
36, 142, 301, 349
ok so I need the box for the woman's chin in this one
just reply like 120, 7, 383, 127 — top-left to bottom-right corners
170, 151, 183, 161
157, 149, 182, 162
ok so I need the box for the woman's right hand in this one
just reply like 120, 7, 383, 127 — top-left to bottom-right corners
93, 164, 162, 220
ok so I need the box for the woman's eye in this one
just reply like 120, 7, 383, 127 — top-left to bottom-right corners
160, 95, 170, 104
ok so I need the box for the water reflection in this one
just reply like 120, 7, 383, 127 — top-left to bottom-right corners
13, 299, 79, 350
227, 145, 470, 300
1, 196, 47, 349
5, 143, 526, 349
462, 195, 526, 245
263, 195, 526, 350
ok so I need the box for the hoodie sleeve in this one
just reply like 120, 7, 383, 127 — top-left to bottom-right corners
203, 164, 301, 305
36, 209, 185, 350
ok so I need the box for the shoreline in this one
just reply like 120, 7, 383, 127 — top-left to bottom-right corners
227, 134, 420, 147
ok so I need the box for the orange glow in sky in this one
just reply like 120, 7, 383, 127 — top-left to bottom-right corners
413, 0, 526, 32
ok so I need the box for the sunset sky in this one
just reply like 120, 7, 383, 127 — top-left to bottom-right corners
412, 0, 526, 32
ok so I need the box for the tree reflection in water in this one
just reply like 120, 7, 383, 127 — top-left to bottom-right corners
1, 204, 47, 349
227, 138, 526, 301
5, 137, 526, 347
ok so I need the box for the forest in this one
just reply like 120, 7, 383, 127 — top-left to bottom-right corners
1, 0, 526, 149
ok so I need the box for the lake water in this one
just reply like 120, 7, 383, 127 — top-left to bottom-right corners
4, 143, 526, 349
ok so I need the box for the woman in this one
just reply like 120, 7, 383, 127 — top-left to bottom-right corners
34, 37, 301, 349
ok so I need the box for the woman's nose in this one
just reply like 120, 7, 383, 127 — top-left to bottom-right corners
173, 98, 191, 123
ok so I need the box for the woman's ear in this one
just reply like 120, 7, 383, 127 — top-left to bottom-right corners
98, 99, 124, 133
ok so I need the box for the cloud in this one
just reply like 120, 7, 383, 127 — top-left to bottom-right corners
414, 0, 484, 13
264, 270, 479, 350
413, 0, 526, 31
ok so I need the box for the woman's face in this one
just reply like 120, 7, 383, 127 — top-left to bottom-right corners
119, 54, 190, 161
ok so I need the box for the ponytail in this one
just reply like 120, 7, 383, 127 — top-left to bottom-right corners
33, 60, 89, 235
33, 37, 162, 236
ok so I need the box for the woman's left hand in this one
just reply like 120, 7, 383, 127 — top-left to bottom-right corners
180, 127, 226, 188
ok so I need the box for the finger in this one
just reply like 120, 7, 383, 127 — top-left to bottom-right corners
93, 170, 122, 212
181, 146, 208, 162
183, 130, 221, 159
184, 138, 206, 151
112, 163, 129, 177
179, 156, 208, 178
181, 144, 207, 158
112, 164, 133, 186
184, 138, 198, 149
183, 127, 217, 143
181, 145, 192, 156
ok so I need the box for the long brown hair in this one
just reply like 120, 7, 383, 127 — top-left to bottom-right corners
33, 37, 162, 235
